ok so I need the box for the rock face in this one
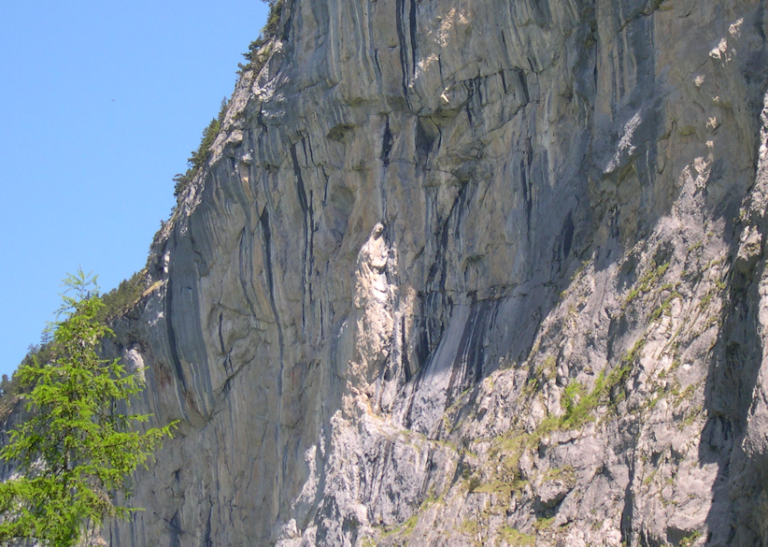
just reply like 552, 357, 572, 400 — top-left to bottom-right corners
93, 0, 768, 545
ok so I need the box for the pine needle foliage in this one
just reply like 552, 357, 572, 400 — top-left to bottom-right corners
0, 269, 176, 547
172, 98, 228, 198
0, 270, 148, 424
95, 269, 146, 324
237, 0, 283, 74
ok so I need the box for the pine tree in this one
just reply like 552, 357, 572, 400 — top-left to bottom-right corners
0, 269, 176, 546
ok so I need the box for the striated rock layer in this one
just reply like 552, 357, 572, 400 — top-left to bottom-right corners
98, 0, 768, 544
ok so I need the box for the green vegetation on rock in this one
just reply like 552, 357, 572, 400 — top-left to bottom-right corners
96, 269, 147, 323
623, 260, 671, 310
499, 526, 535, 546
172, 99, 228, 198
0, 270, 176, 546
238, 0, 284, 74
0, 270, 148, 424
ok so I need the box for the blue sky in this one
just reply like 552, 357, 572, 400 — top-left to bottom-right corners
0, 1, 270, 378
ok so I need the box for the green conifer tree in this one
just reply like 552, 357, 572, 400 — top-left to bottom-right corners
0, 269, 176, 546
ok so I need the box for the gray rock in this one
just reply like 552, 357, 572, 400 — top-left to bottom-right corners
8, 0, 768, 545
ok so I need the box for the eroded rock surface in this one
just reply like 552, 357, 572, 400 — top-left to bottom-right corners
49, 0, 768, 545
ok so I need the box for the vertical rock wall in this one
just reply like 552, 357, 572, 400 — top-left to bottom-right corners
97, 0, 768, 545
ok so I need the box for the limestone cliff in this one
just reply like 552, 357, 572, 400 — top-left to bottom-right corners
95, 0, 768, 545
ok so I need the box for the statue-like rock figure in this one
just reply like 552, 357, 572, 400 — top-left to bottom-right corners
355, 222, 390, 307
348, 222, 396, 396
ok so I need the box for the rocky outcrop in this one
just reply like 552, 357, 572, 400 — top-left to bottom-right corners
93, 0, 768, 545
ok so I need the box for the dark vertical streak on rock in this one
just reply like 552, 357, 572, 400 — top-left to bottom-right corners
521, 133, 535, 242
408, 0, 417, 72
237, 228, 259, 319
218, 312, 233, 376
308, 188, 315, 313
520, 158, 531, 232
217, 312, 226, 357
203, 501, 213, 547
168, 511, 182, 547
373, 48, 382, 82
620, 467, 634, 544
395, 0, 410, 99
415, 118, 436, 168
516, 68, 530, 104
381, 115, 393, 167
402, 314, 412, 382
475, 76, 483, 106
165, 272, 188, 394
466, 88, 474, 126
500, 29, 508, 60
292, 143, 314, 332
292, 145, 310, 220
259, 206, 287, 506
562, 211, 575, 259
259, 209, 285, 367
279, 0, 292, 42
755, 0, 766, 42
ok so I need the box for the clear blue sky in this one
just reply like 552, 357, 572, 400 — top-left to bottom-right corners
0, 1, 270, 378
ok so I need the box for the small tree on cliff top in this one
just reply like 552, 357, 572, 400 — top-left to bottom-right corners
0, 269, 176, 546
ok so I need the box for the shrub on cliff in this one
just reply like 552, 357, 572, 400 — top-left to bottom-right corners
238, 0, 283, 74
173, 98, 228, 198
95, 269, 146, 323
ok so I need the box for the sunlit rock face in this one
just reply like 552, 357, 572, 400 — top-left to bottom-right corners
95, 0, 768, 544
